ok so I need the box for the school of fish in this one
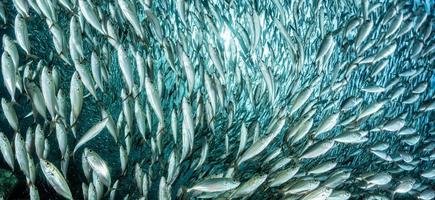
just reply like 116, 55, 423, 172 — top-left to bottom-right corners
0, 0, 434, 199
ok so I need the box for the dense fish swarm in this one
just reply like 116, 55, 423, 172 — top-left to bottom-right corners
0, 0, 435, 199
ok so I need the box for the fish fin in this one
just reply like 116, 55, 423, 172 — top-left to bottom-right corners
184, 186, 192, 194
24, 111, 33, 119
370, 127, 381, 132
83, 92, 92, 99
10, 98, 20, 107
102, 181, 117, 199
43, 118, 57, 138
59, 54, 72, 66
25, 53, 38, 60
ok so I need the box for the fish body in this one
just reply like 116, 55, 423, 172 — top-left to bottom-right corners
0, 132, 14, 170
0, 1, 433, 200
40, 66, 57, 119
300, 140, 335, 159
40, 159, 73, 200
85, 149, 111, 187
73, 118, 109, 154
187, 178, 240, 193
2, 52, 16, 101
2, 98, 18, 131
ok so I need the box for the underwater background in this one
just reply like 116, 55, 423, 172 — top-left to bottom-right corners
1, 0, 435, 199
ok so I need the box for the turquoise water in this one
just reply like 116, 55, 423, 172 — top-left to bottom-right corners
0, 0, 435, 199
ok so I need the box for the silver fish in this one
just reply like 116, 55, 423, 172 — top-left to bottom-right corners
187, 178, 240, 193
85, 149, 111, 187
73, 118, 109, 154
0, 132, 15, 170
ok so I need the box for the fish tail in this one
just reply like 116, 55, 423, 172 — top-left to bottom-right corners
10, 98, 20, 107
103, 183, 116, 199
25, 53, 39, 61
95, 99, 105, 111
42, 120, 51, 135
183, 186, 191, 194
59, 53, 72, 66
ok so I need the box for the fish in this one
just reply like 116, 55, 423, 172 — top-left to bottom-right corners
356, 100, 387, 121
0, 2, 5, 24
14, 14, 31, 55
55, 92, 66, 122
335, 130, 368, 143
289, 117, 314, 145
3, 35, 19, 68
110, 180, 120, 200
145, 77, 164, 125
237, 117, 285, 166
2, 98, 19, 131
74, 62, 97, 99
379, 118, 405, 132
230, 174, 268, 198
29, 184, 40, 200
0, 132, 15, 171
313, 112, 340, 138
134, 99, 147, 140
43, 138, 50, 159
78, 0, 105, 35
158, 177, 171, 200
322, 169, 351, 188
40, 159, 73, 200
307, 161, 337, 175
36, 0, 56, 23
49, 24, 69, 64
121, 89, 133, 130
0, 0, 434, 199
91, 51, 104, 92
40, 66, 57, 119
187, 178, 240, 193
14, 132, 30, 178
117, 45, 134, 94
178, 43, 195, 94
118, 0, 144, 40
354, 20, 374, 50
327, 190, 351, 200
1, 52, 16, 102
365, 172, 392, 186
300, 187, 332, 200
300, 140, 336, 159
85, 148, 111, 187
120, 145, 127, 174
384, 12, 403, 39
135, 51, 147, 92
361, 85, 385, 93
181, 97, 194, 161
316, 33, 335, 63
73, 118, 109, 154
284, 178, 320, 195
290, 86, 314, 115
26, 81, 48, 120
236, 123, 248, 159
393, 177, 415, 197
419, 189, 435, 200
34, 124, 45, 159
194, 137, 208, 171
373, 42, 397, 63
268, 165, 300, 187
